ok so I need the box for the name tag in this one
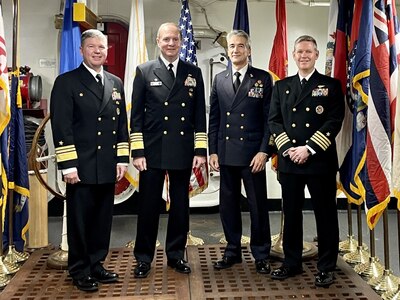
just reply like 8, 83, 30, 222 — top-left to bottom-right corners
150, 81, 162, 86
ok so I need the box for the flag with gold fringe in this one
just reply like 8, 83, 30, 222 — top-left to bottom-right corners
3, 74, 30, 251
337, 0, 371, 206
388, 0, 400, 210
365, 0, 398, 229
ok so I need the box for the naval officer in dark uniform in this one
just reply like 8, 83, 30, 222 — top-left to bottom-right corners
130, 22, 207, 278
208, 30, 274, 274
50, 29, 129, 292
269, 35, 344, 287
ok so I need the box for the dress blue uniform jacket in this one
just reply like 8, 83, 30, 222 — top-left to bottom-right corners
130, 57, 207, 170
50, 64, 129, 184
208, 66, 275, 166
268, 71, 345, 174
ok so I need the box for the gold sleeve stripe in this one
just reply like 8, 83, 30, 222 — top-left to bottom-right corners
275, 132, 290, 150
310, 131, 331, 150
55, 145, 76, 152
55, 145, 78, 162
56, 151, 78, 162
117, 142, 130, 157
195, 132, 207, 149
117, 149, 130, 156
130, 133, 144, 150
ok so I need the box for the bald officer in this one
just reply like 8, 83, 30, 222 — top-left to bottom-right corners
130, 22, 207, 278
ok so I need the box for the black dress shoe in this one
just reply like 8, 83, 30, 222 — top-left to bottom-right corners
214, 256, 242, 270
167, 259, 191, 274
134, 261, 151, 278
92, 268, 119, 283
270, 265, 303, 280
255, 259, 270, 274
315, 271, 334, 287
73, 276, 98, 292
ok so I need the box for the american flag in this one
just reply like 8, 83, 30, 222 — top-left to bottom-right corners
178, 0, 208, 199
178, 0, 197, 65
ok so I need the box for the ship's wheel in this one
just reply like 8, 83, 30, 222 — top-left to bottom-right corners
29, 114, 135, 204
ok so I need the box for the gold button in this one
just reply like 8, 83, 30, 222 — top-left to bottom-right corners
163, 131, 167, 135
113, 131, 116, 135
292, 123, 296, 128
240, 137, 244, 141
164, 101, 168, 106
292, 139, 296, 143
293, 108, 297, 112
112, 117, 116, 120
241, 113, 245, 117
97, 132, 101, 135
306, 123, 310, 127
164, 116, 169, 121
226, 112, 230, 116
180, 131, 184, 135
226, 136, 229, 140
113, 145, 116, 149
181, 117, 185, 121
98, 117, 102, 121
273, 133, 276, 137
226, 124, 230, 128
306, 107, 310, 111
97, 145, 101, 149
240, 126, 244, 129
181, 103, 186, 107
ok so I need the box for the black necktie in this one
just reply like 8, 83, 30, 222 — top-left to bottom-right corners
301, 78, 307, 89
233, 72, 241, 93
168, 63, 175, 79
96, 74, 103, 91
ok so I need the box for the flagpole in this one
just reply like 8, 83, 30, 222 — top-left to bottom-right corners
4, 0, 29, 264
354, 228, 383, 280
368, 209, 399, 294
343, 205, 369, 265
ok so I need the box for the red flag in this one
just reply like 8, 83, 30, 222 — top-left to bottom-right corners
268, 0, 287, 82
268, 0, 287, 170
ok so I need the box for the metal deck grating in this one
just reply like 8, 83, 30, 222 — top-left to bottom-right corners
1, 245, 381, 299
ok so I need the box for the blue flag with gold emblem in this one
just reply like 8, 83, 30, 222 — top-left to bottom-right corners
3, 75, 30, 251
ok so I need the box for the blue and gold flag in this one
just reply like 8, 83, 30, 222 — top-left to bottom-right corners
3, 75, 30, 251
